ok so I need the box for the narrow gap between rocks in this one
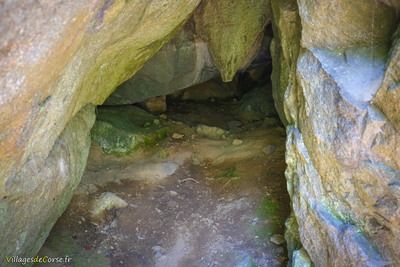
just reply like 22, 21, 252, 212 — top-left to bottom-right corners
38, 27, 291, 267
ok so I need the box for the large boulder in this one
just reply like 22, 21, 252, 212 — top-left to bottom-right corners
194, 0, 271, 82
104, 23, 218, 105
271, 0, 400, 265
0, 0, 200, 260
0, 105, 95, 263
293, 50, 399, 266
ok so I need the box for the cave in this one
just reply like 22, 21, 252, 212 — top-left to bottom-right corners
37, 23, 293, 266
1, 1, 400, 267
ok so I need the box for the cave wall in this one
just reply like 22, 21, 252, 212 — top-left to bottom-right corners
0, 0, 201, 262
1, 0, 399, 265
0, 0, 271, 261
271, 0, 400, 266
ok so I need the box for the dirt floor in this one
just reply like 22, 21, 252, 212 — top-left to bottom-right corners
38, 97, 290, 267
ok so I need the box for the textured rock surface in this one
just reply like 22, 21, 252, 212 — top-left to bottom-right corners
298, 0, 397, 50
91, 106, 170, 156
105, 24, 218, 105
0, 105, 95, 263
373, 26, 400, 130
270, 0, 301, 125
194, 0, 271, 82
271, 0, 400, 266
0, 0, 200, 259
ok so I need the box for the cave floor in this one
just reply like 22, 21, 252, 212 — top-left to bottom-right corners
38, 98, 290, 267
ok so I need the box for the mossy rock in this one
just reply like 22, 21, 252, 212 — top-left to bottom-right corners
195, 0, 271, 82
91, 106, 170, 155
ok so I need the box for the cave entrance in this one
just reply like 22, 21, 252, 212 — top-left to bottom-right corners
39, 28, 291, 267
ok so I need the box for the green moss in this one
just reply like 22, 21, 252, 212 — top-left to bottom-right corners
217, 166, 239, 179
253, 197, 282, 237
91, 106, 170, 156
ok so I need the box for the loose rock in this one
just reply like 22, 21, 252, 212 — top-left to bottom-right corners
90, 192, 128, 220
196, 124, 227, 139
232, 139, 243, 146
172, 133, 185, 140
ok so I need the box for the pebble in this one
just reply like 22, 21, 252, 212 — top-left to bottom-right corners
232, 139, 243, 146
169, 190, 178, 197
172, 133, 184, 139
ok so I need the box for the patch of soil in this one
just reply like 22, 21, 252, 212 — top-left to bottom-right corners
38, 98, 290, 267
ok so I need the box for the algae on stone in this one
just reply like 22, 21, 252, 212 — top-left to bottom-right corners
91, 106, 170, 155
195, 0, 271, 82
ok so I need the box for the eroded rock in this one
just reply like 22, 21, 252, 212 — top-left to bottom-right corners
105, 23, 218, 105
194, 0, 271, 81
0, 105, 95, 263
272, 0, 400, 265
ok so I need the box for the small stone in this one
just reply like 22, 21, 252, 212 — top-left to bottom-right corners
172, 133, 184, 139
153, 119, 160, 125
159, 114, 168, 120
142, 95, 167, 113
232, 139, 243, 146
270, 234, 285, 245
89, 192, 128, 220
169, 190, 178, 197
263, 144, 277, 155
196, 124, 227, 139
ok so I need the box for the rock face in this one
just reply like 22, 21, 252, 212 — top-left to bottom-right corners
271, 0, 400, 266
0, 0, 200, 260
105, 24, 218, 105
373, 26, 400, 130
195, 0, 271, 82
270, 0, 301, 125
0, 105, 95, 262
